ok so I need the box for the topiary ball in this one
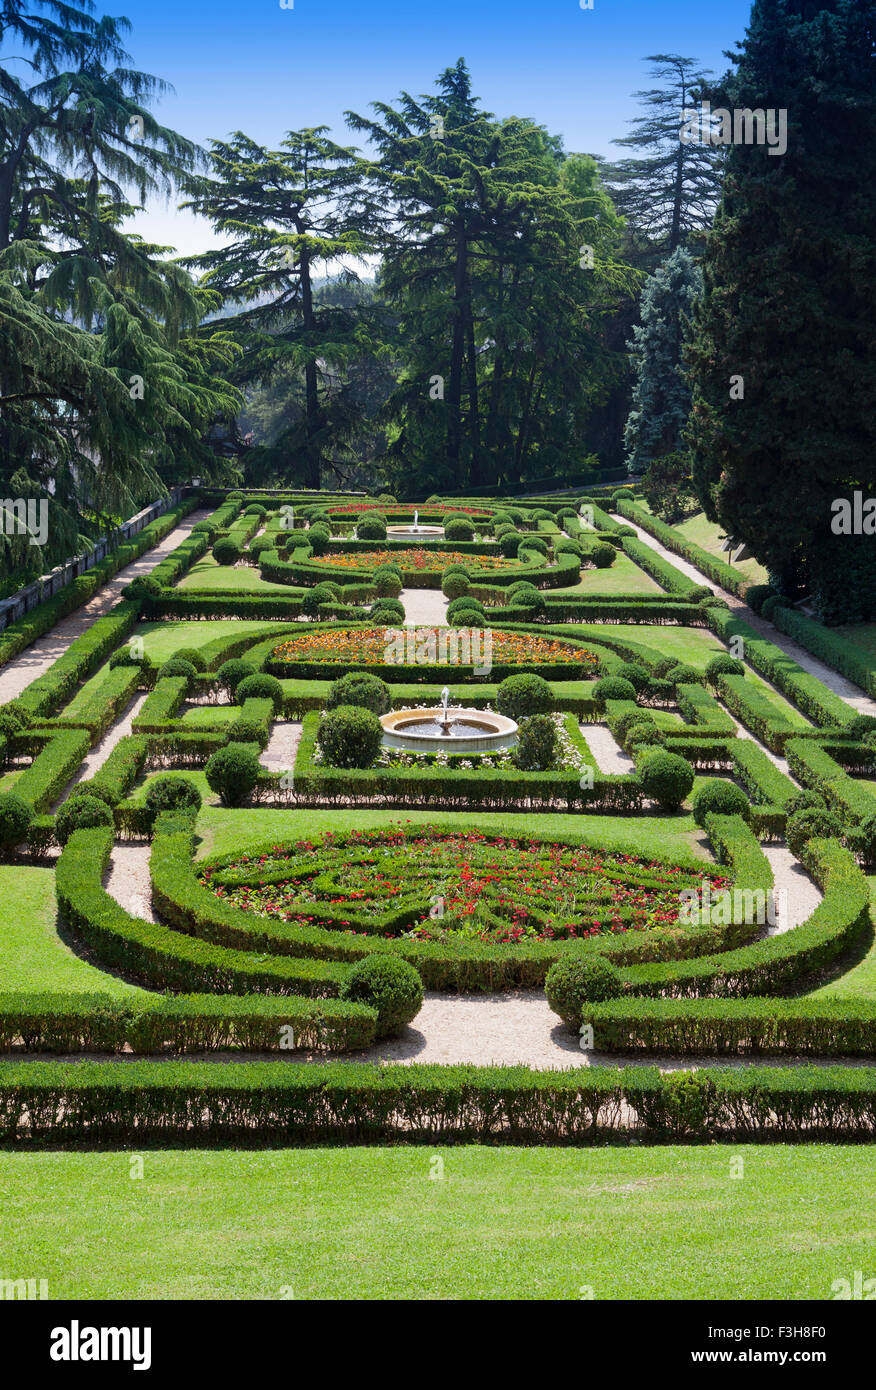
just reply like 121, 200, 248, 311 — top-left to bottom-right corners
499, 531, 523, 558
144, 776, 202, 820
614, 662, 651, 694
513, 714, 558, 771
845, 714, 876, 740
317, 704, 383, 769
326, 673, 391, 716
0, 702, 33, 738
56, 793, 114, 845
301, 583, 336, 618
374, 570, 403, 599
517, 535, 548, 558
340, 954, 424, 1038
356, 516, 387, 541
172, 647, 207, 672
593, 676, 637, 705
639, 751, 694, 810
368, 597, 405, 623
447, 597, 485, 624
307, 525, 332, 556
442, 572, 471, 600
705, 654, 746, 686
212, 539, 242, 566
235, 673, 284, 712
786, 807, 843, 860
204, 743, 262, 807
0, 793, 33, 850
217, 659, 256, 697
692, 781, 751, 829
590, 542, 616, 569
545, 956, 623, 1030
496, 673, 554, 719
158, 658, 198, 684
666, 664, 701, 687
444, 517, 475, 542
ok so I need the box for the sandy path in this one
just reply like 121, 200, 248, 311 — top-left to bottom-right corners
615, 513, 876, 715
103, 843, 157, 923
0, 507, 210, 705
584, 723, 635, 774
261, 720, 302, 773
402, 588, 448, 626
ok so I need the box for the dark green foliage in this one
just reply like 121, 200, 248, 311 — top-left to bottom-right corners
144, 777, 203, 819
593, 676, 637, 704
217, 660, 256, 697
639, 751, 694, 810
316, 705, 383, 768
692, 781, 751, 829
204, 743, 262, 807
513, 714, 558, 771
368, 597, 405, 622
517, 535, 547, 557
326, 673, 391, 716
357, 516, 387, 541
340, 955, 424, 1038
590, 542, 615, 568
158, 659, 198, 685
444, 518, 475, 542
172, 648, 208, 673
235, 674, 284, 712
307, 526, 332, 556
374, 570, 403, 598
442, 572, 471, 600
786, 808, 843, 861
785, 789, 827, 819
496, 673, 553, 719
615, 661, 651, 694
545, 956, 623, 1029
666, 663, 700, 686
212, 539, 242, 566
0, 793, 33, 850
56, 794, 113, 845
705, 654, 745, 687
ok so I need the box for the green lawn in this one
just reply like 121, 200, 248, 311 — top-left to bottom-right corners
0, 1145, 870, 1299
609, 625, 726, 668
0, 866, 143, 996
815, 880, 876, 1000
636, 505, 770, 586
137, 620, 279, 664
179, 556, 297, 593
554, 553, 662, 596
193, 804, 708, 864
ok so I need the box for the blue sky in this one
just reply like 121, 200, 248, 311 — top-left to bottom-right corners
111, 0, 755, 253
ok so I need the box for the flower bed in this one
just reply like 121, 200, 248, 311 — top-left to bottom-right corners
266, 626, 598, 679
198, 826, 729, 946
310, 548, 513, 572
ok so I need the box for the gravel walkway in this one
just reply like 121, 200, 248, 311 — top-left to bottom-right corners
103, 843, 157, 923
67, 692, 149, 793
584, 723, 635, 774
0, 507, 211, 705
261, 720, 303, 773
401, 588, 448, 626
615, 513, 876, 715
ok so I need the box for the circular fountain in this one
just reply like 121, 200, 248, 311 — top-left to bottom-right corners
380, 687, 518, 754
386, 509, 444, 542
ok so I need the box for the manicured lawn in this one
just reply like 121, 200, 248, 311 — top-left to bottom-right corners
179, 557, 296, 593
0, 866, 144, 996
815, 880, 876, 1000
636, 505, 770, 586
609, 625, 726, 668
137, 620, 278, 664
194, 804, 708, 864
0, 1145, 870, 1299
554, 553, 662, 596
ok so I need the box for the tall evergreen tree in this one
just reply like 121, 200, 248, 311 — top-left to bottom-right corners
183, 129, 373, 489
624, 246, 702, 473
604, 54, 723, 258
686, 0, 876, 620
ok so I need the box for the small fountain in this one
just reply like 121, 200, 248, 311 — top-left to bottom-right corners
386, 507, 444, 542
380, 687, 518, 754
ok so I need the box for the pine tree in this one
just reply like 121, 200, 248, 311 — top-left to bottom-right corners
624, 246, 702, 473
686, 0, 876, 619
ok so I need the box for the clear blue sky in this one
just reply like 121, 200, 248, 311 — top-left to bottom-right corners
111, 0, 755, 253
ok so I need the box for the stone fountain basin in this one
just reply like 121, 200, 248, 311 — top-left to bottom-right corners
380, 707, 518, 754
385, 525, 444, 539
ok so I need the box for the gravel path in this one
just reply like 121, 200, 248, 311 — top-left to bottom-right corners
103, 843, 157, 923
67, 692, 149, 794
584, 723, 635, 774
0, 507, 211, 705
401, 588, 448, 626
261, 720, 303, 773
615, 513, 876, 715
762, 845, 822, 934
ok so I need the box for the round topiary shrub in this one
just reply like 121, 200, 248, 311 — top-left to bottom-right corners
653, 657, 677, 679
317, 704, 383, 769
593, 676, 637, 705
368, 597, 405, 623
849, 812, 876, 865
545, 956, 623, 1030
447, 597, 485, 624
590, 542, 616, 569
374, 561, 403, 580
509, 581, 539, 601
496, 673, 554, 719
204, 743, 262, 807
442, 572, 471, 600
326, 672, 391, 715
761, 595, 791, 622
517, 535, 548, 557
615, 661, 651, 694
217, 659, 256, 697
444, 517, 475, 542
158, 658, 198, 684
639, 751, 694, 810
513, 714, 558, 770
56, 793, 114, 845
144, 776, 202, 820
376, 493, 397, 506
666, 663, 701, 687
786, 807, 843, 860
845, 714, 876, 740
374, 570, 403, 598
0, 702, 33, 737
108, 645, 152, 672
340, 954, 424, 1038
191, 520, 218, 539
0, 793, 33, 850
172, 647, 207, 672
514, 590, 546, 618
122, 575, 161, 601
244, 503, 267, 519
306, 524, 332, 557
625, 721, 665, 751
357, 516, 387, 541
235, 673, 284, 712
785, 789, 827, 818
212, 539, 242, 566
705, 654, 746, 686
301, 583, 336, 618
692, 781, 751, 829
745, 584, 775, 615
499, 531, 523, 557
